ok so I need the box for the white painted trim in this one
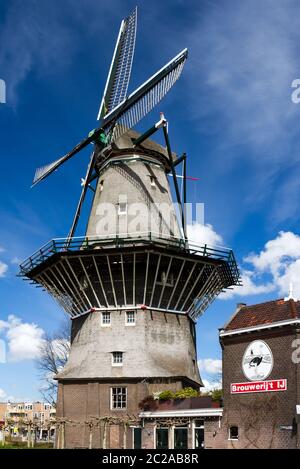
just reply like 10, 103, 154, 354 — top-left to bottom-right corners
219, 318, 300, 337
139, 408, 223, 418
71, 305, 187, 320
110, 387, 127, 410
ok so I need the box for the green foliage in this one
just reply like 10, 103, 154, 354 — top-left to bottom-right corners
157, 390, 175, 401
211, 388, 223, 402
158, 387, 199, 400
174, 387, 199, 399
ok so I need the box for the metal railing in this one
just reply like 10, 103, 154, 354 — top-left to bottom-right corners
19, 231, 239, 277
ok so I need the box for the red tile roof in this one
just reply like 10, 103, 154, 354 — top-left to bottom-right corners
224, 299, 300, 331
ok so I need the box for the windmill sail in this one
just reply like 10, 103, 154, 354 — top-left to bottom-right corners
97, 7, 137, 120
102, 48, 188, 142
32, 48, 188, 187
32, 128, 105, 186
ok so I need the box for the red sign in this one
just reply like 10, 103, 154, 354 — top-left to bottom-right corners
231, 379, 287, 394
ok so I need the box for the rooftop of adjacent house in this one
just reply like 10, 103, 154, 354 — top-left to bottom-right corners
221, 298, 300, 333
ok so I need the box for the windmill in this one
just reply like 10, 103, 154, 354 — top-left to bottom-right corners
32, 7, 188, 241
20, 7, 240, 449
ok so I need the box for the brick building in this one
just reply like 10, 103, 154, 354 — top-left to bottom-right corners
218, 298, 300, 449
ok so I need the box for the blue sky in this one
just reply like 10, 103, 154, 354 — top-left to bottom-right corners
1, 0, 300, 399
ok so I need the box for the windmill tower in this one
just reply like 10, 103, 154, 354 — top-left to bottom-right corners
19, 8, 240, 448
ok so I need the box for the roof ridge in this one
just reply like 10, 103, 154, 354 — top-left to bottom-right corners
223, 297, 300, 332
242, 298, 285, 310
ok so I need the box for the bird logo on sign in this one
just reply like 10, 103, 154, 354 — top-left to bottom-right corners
242, 340, 273, 381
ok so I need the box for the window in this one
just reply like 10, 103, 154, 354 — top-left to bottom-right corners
40, 412, 45, 422
229, 426, 239, 440
112, 351, 123, 366
126, 311, 135, 325
174, 426, 188, 449
25, 404, 33, 410
111, 387, 127, 409
44, 404, 51, 410
156, 428, 169, 449
101, 311, 111, 326
132, 427, 142, 449
118, 202, 127, 215
194, 420, 204, 449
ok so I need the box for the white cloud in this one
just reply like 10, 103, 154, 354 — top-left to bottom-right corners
198, 358, 222, 375
0, 315, 45, 361
220, 231, 300, 300
0, 0, 122, 105
201, 379, 222, 393
0, 261, 8, 277
0, 388, 7, 400
187, 223, 223, 246
186, 1, 300, 224
245, 231, 300, 275
188, 0, 300, 155
219, 269, 275, 300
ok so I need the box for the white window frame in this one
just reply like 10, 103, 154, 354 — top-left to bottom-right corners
192, 419, 205, 449
111, 351, 123, 366
228, 426, 239, 441
110, 387, 127, 410
155, 425, 170, 449
118, 202, 127, 215
101, 311, 111, 327
125, 310, 136, 326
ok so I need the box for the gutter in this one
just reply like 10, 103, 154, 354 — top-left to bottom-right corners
139, 408, 223, 418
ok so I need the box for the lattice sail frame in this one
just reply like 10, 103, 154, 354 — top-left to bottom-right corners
104, 49, 187, 143
97, 7, 137, 120
32, 48, 188, 186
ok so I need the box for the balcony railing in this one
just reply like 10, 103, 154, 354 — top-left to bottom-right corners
19, 231, 240, 280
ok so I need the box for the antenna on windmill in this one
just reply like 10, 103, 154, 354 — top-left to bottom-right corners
31, 6, 188, 239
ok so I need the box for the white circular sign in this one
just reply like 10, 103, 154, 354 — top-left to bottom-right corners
242, 340, 273, 381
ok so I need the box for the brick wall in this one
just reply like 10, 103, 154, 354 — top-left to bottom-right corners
219, 326, 299, 449
56, 378, 187, 448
